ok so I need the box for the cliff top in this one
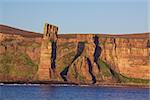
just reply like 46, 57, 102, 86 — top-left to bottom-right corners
0, 24, 149, 39
0, 24, 42, 38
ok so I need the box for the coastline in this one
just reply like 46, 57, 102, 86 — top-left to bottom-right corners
0, 81, 149, 89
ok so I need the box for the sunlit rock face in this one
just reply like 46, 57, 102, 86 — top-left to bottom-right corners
0, 24, 149, 84
66, 35, 102, 84
0, 25, 42, 81
99, 37, 150, 79
37, 23, 58, 81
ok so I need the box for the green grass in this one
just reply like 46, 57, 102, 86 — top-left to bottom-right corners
97, 59, 150, 84
76, 73, 85, 82
97, 59, 112, 77
0, 51, 38, 80
56, 42, 76, 71
116, 72, 150, 84
56, 52, 76, 73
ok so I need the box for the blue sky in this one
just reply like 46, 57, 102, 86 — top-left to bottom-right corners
0, 0, 149, 34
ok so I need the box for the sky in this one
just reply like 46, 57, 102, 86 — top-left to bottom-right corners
0, 0, 149, 34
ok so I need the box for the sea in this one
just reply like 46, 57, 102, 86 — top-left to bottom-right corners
0, 84, 149, 100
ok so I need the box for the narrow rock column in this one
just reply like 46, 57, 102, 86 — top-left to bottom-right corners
37, 23, 58, 81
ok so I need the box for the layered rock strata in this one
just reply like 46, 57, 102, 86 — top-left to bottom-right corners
37, 23, 58, 81
0, 24, 149, 84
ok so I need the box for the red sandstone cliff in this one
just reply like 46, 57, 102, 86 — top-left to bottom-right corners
0, 24, 149, 84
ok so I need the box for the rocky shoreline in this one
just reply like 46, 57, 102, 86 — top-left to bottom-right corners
0, 81, 149, 88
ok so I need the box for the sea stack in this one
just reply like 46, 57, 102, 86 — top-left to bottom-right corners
37, 23, 58, 81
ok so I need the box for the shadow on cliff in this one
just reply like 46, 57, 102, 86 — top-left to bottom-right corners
72, 42, 85, 63
93, 36, 120, 82
60, 36, 103, 83
87, 58, 96, 84
93, 35, 104, 81
147, 40, 150, 48
60, 66, 69, 81
60, 42, 85, 81
109, 66, 121, 82
51, 42, 57, 70
51, 41, 57, 78
93, 35, 102, 70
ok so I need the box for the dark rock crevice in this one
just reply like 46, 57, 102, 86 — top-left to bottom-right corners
109, 67, 121, 83
87, 58, 96, 84
60, 42, 85, 81
72, 42, 85, 63
51, 42, 57, 70
93, 35, 102, 70
51, 41, 58, 79
60, 66, 69, 81
113, 38, 117, 51
4, 46, 7, 51
147, 40, 150, 48
93, 35, 103, 81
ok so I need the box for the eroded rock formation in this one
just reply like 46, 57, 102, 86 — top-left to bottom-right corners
37, 23, 58, 81
0, 24, 149, 84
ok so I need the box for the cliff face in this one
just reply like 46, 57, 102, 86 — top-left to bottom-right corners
0, 24, 149, 84
99, 37, 150, 79
56, 33, 150, 84
0, 25, 42, 81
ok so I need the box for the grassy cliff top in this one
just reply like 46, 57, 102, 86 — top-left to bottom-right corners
0, 24, 149, 39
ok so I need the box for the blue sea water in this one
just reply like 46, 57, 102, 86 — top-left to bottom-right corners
0, 85, 149, 100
